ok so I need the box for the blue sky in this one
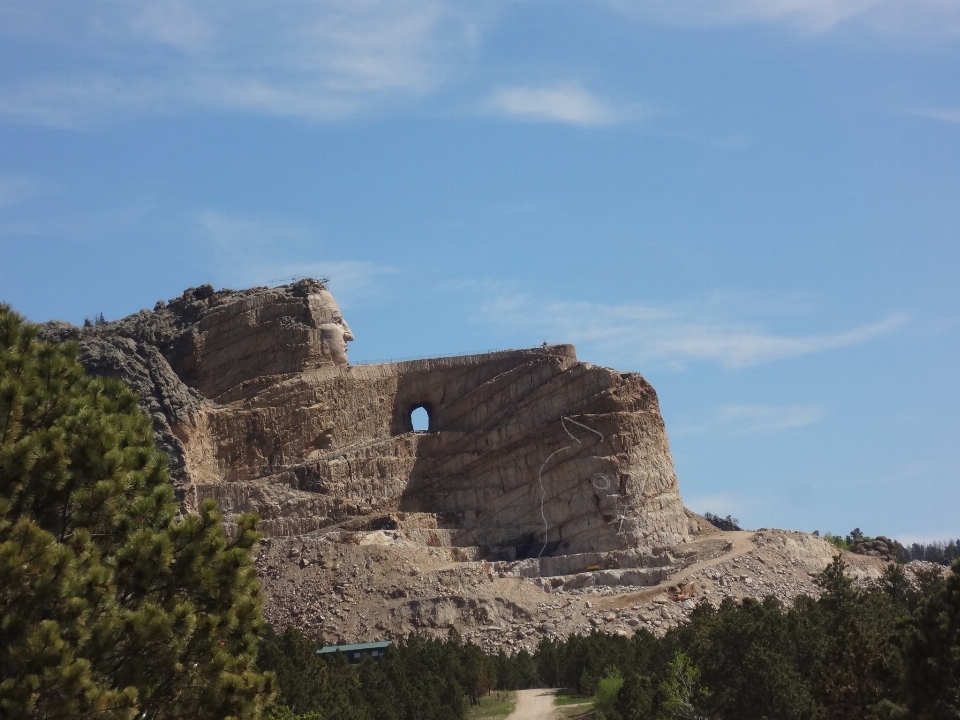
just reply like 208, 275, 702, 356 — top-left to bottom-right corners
1, 1, 958, 543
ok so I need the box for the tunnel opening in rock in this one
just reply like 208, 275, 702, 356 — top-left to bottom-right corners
410, 405, 430, 432
515, 535, 560, 560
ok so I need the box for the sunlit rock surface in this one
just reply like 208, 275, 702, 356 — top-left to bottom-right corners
42, 279, 690, 556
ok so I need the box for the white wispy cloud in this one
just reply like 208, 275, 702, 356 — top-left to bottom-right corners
471, 284, 907, 369
127, 1, 212, 53
720, 404, 824, 430
0, 174, 49, 208
199, 211, 306, 251
486, 83, 627, 126
609, 0, 960, 36
197, 211, 397, 303
263, 261, 400, 302
0, 193, 155, 239
648, 312, 908, 368
611, 0, 876, 32
0, 76, 180, 129
0, 1, 490, 128
909, 107, 960, 124
673, 404, 826, 437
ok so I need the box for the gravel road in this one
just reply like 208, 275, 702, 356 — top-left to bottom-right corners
504, 689, 559, 720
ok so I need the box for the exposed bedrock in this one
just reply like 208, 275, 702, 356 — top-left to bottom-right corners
41, 279, 692, 556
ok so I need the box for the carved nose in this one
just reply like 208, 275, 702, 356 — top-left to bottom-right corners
342, 323, 355, 342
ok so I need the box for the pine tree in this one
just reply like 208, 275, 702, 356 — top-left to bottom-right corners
615, 672, 654, 720
901, 559, 960, 719
535, 636, 560, 687
0, 305, 274, 719
659, 651, 710, 720
811, 558, 908, 720
440, 677, 465, 718
257, 625, 364, 720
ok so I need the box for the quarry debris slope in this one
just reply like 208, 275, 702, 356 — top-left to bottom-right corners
255, 524, 931, 653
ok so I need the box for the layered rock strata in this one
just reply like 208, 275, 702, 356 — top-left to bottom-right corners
42, 279, 690, 556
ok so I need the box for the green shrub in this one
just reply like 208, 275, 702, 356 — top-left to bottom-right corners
594, 669, 625, 720
823, 532, 851, 551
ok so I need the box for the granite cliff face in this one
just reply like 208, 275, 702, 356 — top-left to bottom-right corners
41, 279, 691, 558
41, 280, 916, 651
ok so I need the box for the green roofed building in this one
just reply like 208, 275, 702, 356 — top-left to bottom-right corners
317, 641, 392, 663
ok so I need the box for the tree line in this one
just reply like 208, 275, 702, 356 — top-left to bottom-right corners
702, 512, 743, 532
261, 557, 960, 720
817, 527, 960, 566
899, 539, 960, 566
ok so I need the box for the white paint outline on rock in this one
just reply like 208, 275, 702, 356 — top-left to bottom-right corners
537, 417, 604, 558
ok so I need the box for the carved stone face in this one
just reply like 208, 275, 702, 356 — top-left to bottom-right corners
310, 289, 354, 366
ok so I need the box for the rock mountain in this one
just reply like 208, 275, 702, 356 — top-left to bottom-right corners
42, 278, 694, 558
41, 279, 913, 648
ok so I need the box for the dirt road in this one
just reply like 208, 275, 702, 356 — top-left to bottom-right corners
599, 530, 757, 610
667, 531, 757, 585
505, 689, 559, 720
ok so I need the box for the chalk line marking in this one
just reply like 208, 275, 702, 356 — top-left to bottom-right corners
537, 417, 605, 558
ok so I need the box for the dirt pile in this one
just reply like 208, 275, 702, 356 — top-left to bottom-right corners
254, 524, 937, 653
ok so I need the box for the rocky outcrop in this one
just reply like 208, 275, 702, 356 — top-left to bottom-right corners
850, 535, 905, 562
39, 280, 352, 487
41, 280, 692, 556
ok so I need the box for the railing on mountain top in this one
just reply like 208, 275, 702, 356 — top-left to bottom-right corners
349, 342, 568, 366
265, 275, 331, 286
349, 347, 524, 365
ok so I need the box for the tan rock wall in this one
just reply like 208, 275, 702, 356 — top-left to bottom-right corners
57, 281, 691, 557
179, 343, 689, 554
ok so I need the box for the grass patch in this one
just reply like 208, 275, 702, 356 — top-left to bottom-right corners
465, 690, 517, 719
554, 689, 593, 706
557, 706, 596, 719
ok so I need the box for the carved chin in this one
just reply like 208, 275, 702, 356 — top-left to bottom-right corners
330, 345, 348, 366
319, 326, 349, 366
325, 338, 348, 366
